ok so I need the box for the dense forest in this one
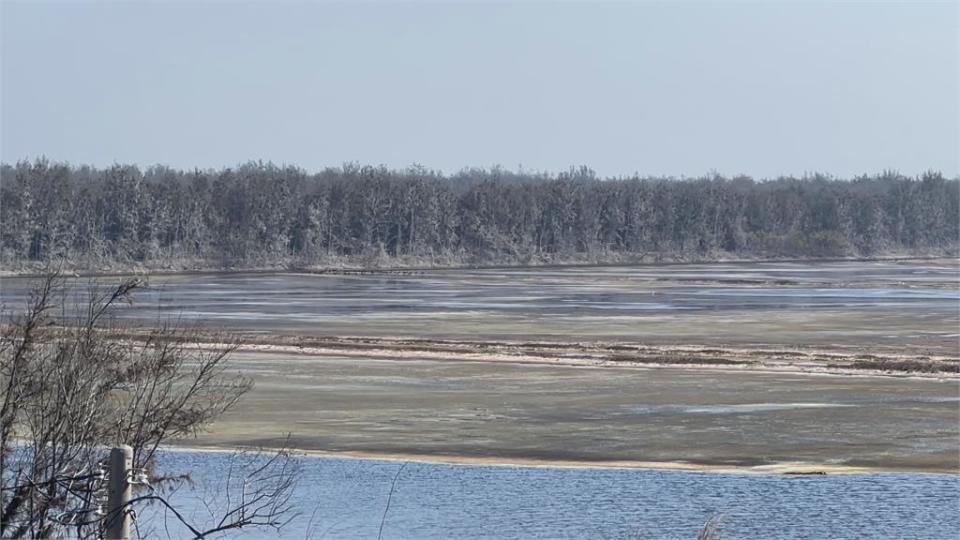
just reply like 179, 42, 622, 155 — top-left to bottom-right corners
1, 160, 957, 271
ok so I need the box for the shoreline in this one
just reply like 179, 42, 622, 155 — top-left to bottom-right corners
162, 443, 960, 476
1, 253, 955, 279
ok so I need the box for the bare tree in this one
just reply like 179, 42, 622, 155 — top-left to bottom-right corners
0, 272, 298, 538
3, 160, 956, 270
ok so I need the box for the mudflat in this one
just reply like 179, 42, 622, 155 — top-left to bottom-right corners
2, 259, 957, 353
189, 351, 960, 473
4, 259, 957, 471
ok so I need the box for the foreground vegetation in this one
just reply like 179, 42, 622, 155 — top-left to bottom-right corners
2, 161, 956, 271
0, 275, 296, 538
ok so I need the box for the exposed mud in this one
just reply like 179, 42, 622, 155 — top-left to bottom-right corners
185, 351, 960, 473
102, 330, 959, 377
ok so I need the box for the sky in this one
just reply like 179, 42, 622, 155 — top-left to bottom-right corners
1, 1, 957, 179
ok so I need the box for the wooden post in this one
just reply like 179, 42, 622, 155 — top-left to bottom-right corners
105, 445, 132, 540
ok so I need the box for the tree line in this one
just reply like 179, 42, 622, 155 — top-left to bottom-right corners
1, 160, 956, 270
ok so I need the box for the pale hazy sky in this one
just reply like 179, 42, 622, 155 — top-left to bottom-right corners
1, 1, 957, 178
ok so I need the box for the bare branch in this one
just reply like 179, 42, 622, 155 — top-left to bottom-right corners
0, 275, 292, 539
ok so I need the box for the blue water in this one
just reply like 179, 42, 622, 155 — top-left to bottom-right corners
139, 451, 960, 540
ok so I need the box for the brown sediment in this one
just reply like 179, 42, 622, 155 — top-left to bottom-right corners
130, 331, 959, 378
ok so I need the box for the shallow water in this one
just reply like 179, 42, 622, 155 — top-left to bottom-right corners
139, 451, 959, 540
1, 261, 958, 350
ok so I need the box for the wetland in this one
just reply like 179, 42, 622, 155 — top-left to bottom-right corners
2, 259, 956, 471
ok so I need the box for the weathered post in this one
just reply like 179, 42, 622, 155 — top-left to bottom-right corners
105, 445, 132, 540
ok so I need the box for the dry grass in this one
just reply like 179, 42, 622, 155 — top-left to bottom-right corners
844, 358, 959, 374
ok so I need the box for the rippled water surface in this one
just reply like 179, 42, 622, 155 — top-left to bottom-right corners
141, 452, 959, 540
